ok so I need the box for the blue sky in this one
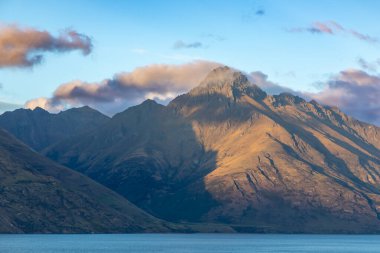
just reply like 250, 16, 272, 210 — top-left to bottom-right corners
1, 0, 380, 123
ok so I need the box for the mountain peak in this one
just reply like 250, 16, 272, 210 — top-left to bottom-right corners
76, 105, 93, 111
32, 106, 49, 114
141, 99, 158, 105
60, 105, 101, 115
198, 66, 248, 89
32, 106, 46, 111
189, 66, 266, 100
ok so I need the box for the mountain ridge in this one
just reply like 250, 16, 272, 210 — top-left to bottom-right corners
0, 106, 110, 151
0, 101, 21, 114
11, 66, 380, 233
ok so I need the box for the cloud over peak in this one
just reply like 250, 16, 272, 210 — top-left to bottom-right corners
0, 24, 92, 68
250, 68, 380, 125
24, 60, 380, 126
25, 60, 221, 114
309, 69, 380, 125
249, 71, 295, 95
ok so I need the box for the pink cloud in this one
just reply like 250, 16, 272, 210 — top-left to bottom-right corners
289, 21, 378, 44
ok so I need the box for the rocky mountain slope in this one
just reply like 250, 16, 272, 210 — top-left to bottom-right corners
44, 66, 380, 233
0, 106, 109, 151
0, 128, 171, 233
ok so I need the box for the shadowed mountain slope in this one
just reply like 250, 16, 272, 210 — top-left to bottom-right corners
0, 106, 109, 151
0, 128, 171, 233
45, 66, 380, 233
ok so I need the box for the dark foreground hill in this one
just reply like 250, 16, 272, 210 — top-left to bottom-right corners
45, 66, 380, 233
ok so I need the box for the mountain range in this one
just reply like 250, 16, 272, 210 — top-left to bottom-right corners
0, 106, 109, 151
1, 66, 380, 233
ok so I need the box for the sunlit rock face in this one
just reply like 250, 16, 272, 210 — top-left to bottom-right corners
45, 66, 380, 233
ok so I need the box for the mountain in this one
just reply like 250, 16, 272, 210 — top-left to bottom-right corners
44, 66, 380, 233
0, 101, 21, 114
0, 128, 173, 233
0, 106, 109, 151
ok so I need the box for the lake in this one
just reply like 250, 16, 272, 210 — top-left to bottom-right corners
1, 234, 380, 253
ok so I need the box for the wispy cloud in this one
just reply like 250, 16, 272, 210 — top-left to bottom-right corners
25, 61, 221, 115
249, 71, 296, 95
201, 33, 226, 42
357, 58, 380, 72
0, 24, 92, 68
173, 40, 203, 49
242, 5, 265, 22
173, 32, 226, 50
288, 21, 379, 44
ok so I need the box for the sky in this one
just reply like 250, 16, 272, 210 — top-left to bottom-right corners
1, 0, 380, 124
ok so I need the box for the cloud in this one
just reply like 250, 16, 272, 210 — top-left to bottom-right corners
357, 58, 380, 72
249, 71, 295, 95
242, 5, 266, 22
255, 9, 265, 16
24, 59, 380, 125
173, 40, 203, 49
201, 33, 226, 42
25, 60, 221, 115
288, 21, 378, 44
0, 24, 92, 68
24, 97, 64, 112
308, 69, 380, 125
250, 69, 380, 125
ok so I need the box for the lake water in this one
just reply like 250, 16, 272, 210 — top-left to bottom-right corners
1, 234, 380, 253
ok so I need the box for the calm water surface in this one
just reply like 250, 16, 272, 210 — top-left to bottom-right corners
0, 234, 379, 253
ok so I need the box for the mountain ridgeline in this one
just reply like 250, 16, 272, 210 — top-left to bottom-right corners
0, 106, 110, 151
2, 66, 380, 233
0, 101, 21, 115
38, 66, 380, 233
